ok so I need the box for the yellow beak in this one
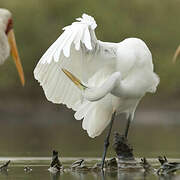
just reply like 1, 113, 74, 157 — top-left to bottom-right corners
7, 29, 25, 86
62, 68, 86, 90
173, 45, 180, 63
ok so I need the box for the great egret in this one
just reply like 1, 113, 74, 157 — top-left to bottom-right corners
173, 45, 180, 63
34, 14, 159, 168
0, 8, 25, 86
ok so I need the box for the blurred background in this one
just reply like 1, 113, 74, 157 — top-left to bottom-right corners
0, 0, 180, 158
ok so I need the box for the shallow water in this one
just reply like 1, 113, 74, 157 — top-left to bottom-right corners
0, 157, 180, 180
0, 120, 179, 158
0, 100, 180, 179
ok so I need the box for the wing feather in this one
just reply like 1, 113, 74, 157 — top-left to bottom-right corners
82, 27, 92, 50
63, 30, 77, 57
34, 14, 115, 110
74, 28, 83, 50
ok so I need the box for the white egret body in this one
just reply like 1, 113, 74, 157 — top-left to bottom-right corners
34, 14, 159, 165
0, 8, 25, 85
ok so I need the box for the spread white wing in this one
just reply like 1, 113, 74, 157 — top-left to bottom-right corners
34, 14, 116, 110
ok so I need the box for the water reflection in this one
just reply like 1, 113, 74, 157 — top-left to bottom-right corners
67, 170, 179, 180
158, 174, 178, 180
66, 169, 180, 180
49, 172, 60, 180
71, 171, 89, 180
98, 169, 146, 180
0, 164, 179, 180
0, 170, 8, 176
118, 170, 145, 180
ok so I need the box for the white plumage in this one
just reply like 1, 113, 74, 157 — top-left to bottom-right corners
0, 9, 11, 64
34, 14, 159, 138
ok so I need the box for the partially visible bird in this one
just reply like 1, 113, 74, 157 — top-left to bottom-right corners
173, 45, 180, 63
0, 8, 25, 86
34, 14, 159, 168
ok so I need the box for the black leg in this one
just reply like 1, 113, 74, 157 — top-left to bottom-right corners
101, 169, 105, 180
101, 111, 116, 169
124, 115, 132, 138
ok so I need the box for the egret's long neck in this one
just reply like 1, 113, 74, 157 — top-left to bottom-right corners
112, 75, 146, 99
0, 29, 10, 64
0, 20, 6, 32
84, 72, 121, 102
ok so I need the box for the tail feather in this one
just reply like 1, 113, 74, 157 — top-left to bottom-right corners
74, 101, 93, 120
75, 95, 113, 138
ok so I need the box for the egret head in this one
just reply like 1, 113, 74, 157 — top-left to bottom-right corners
0, 8, 12, 31
0, 9, 12, 64
0, 8, 25, 86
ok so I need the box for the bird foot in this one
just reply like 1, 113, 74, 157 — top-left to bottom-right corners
113, 132, 134, 161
